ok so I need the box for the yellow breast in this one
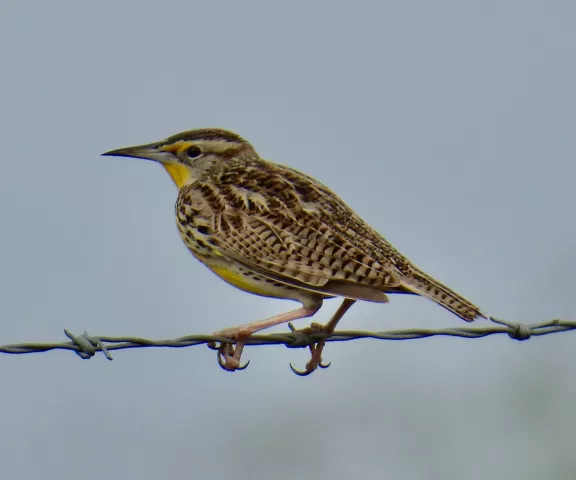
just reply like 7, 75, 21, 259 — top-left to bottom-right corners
210, 266, 266, 294
206, 264, 301, 301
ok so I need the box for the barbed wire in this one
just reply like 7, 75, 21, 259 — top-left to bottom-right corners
0, 317, 573, 361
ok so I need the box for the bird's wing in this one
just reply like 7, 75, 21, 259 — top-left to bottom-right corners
183, 162, 409, 302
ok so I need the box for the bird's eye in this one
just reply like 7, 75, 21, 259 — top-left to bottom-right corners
185, 145, 203, 158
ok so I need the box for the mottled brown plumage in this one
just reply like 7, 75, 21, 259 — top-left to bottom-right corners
103, 128, 486, 374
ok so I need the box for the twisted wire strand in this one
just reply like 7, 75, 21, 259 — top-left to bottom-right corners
0, 317, 573, 360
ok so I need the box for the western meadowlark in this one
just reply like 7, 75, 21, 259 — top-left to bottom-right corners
102, 128, 487, 374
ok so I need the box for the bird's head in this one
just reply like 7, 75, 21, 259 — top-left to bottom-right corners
102, 128, 256, 188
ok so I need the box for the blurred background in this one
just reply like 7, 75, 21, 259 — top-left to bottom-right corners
1, 1, 575, 478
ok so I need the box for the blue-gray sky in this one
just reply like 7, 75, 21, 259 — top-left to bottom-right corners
1, 1, 575, 479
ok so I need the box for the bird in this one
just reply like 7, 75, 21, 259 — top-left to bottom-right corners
102, 128, 487, 375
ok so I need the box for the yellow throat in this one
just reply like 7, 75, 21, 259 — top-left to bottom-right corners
158, 142, 194, 189
162, 163, 191, 189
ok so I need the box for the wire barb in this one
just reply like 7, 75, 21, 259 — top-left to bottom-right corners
64, 330, 114, 360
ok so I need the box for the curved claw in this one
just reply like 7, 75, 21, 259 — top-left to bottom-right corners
318, 360, 331, 369
236, 359, 250, 370
216, 344, 250, 372
289, 362, 316, 377
217, 347, 231, 371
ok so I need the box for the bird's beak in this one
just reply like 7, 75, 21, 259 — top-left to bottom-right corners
102, 141, 191, 188
101, 142, 176, 164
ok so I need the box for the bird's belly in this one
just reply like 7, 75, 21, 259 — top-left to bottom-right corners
177, 236, 300, 301
209, 265, 296, 299
176, 215, 316, 303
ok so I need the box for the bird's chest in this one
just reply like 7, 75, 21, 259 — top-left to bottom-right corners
174, 199, 217, 261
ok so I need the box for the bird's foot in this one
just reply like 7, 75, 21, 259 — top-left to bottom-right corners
210, 327, 251, 372
289, 322, 332, 376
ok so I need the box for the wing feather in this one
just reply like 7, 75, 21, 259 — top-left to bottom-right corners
182, 162, 411, 302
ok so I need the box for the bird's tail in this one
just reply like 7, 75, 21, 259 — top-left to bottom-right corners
402, 269, 487, 322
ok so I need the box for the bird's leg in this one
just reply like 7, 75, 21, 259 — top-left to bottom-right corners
213, 302, 322, 372
290, 298, 356, 376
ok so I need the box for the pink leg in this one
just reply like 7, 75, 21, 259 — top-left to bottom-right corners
290, 298, 356, 376
214, 301, 322, 372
